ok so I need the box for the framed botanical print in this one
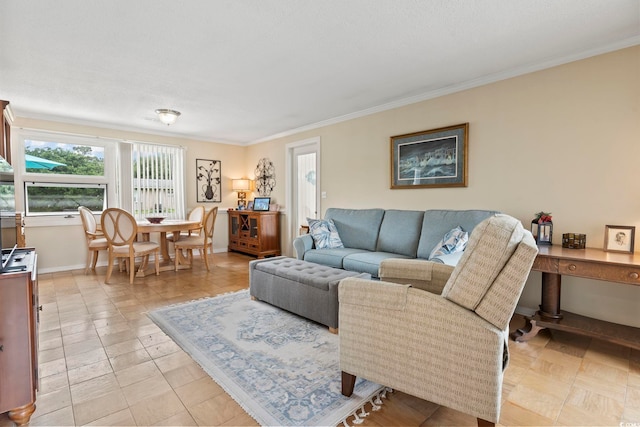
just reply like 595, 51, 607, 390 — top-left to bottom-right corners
196, 159, 221, 203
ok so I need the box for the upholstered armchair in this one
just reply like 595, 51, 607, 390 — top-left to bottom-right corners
339, 214, 538, 426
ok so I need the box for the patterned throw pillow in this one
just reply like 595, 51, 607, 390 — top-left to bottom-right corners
307, 218, 344, 249
429, 226, 469, 259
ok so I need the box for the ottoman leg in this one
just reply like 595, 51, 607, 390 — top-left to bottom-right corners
329, 327, 338, 334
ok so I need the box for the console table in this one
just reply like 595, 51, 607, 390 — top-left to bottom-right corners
511, 246, 640, 350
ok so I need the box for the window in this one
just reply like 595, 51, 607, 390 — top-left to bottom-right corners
130, 142, 185, 220
25, 182, 106, 215
15, 131, 185, 222
17, 131, 113, 217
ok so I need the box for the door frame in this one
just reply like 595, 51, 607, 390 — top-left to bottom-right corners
285, 136, 321, 253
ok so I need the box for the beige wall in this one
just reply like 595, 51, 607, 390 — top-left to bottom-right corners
246, 46, 640, 327
9, 45, 639, 327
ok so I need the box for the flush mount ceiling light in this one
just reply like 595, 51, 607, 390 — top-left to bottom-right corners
155, 109, 181, 125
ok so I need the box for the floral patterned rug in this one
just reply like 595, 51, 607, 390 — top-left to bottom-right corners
147, 289, 385, 426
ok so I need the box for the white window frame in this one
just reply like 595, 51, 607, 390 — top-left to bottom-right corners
14, 129, 117, 227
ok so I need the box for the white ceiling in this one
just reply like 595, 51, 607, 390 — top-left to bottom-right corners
1, 0, 639, 145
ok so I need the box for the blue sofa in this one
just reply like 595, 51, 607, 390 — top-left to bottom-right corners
293, 208, 499, 277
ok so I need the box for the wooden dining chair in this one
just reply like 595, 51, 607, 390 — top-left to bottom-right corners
100, 208, 160, 284
167, 206, 205, 245
78, 206, 108, 274
173, 207, 218, 271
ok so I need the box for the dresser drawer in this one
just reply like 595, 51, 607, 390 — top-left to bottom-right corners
558, 260, 640, 285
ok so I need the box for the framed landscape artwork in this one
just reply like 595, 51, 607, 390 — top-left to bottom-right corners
390, 123, 468, 189
196, 159, 222, 203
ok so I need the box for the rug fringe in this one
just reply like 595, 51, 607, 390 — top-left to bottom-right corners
340, 387, 393, 427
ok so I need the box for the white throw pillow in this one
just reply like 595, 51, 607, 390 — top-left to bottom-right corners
429, 226, 469, 260
307, 218, 344, 249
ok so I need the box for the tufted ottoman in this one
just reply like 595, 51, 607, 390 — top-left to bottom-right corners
249, 256, 371, 333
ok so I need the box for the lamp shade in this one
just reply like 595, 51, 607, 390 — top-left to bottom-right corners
155, 109, 181, 125
232, 179, 252, 192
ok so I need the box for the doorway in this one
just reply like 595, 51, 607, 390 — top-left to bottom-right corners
286, 137, 320, 246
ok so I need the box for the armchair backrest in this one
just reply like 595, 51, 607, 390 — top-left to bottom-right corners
78, 206, 99, 236
101, 208, 137, 248
188, 205, 205, 223
440, 214, 538, 330
203, 207, 218, 243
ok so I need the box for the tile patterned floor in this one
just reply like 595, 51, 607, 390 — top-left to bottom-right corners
1, 251, 638, 426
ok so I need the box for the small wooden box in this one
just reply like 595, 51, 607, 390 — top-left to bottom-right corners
562, 233, 586, 249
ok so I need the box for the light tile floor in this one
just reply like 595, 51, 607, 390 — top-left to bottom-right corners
1, 251, 638, 426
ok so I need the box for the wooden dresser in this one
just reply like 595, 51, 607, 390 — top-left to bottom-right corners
228, 209, 281, 258
0, 248, 39, 425
511, 246, 640, 350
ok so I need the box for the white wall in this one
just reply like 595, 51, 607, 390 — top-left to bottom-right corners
246, 46, 640, 327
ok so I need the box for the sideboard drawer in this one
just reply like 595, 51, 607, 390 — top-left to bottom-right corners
558, 260, 640, 285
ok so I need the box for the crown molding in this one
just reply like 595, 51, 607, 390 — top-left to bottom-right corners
250, 36, 640, 145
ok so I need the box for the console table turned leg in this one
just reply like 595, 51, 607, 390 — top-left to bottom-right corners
539, 272, 563, 319
511, 272, 562, 343
8, 402, 36, 426
510, 317, 546, 342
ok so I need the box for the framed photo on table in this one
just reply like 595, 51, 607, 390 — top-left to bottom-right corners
390, 123, 468, 189
604, 225, 635, 253
252, 197, 270, 211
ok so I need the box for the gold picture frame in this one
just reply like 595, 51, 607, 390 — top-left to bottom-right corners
390, 123, 468, 189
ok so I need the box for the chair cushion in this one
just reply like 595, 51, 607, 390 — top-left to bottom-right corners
88, 237, 108, 249
441, 214, 524, 310
174, 235, 206, 248
307, 218, 344, 249
113, 241, 159, 254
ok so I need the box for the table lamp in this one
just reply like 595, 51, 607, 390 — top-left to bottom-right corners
232, 179, 252, 208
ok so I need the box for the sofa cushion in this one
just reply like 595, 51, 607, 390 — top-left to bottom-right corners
441, 214, 524, 310
307, 218, 344, 249
303, 248, 370, 269
343, 251, 412, 277
376, 209, 424, 257
325, 208, 385, 251
417, 209, 499, 259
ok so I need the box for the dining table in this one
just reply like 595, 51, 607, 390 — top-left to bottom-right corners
135, 218, 202, 275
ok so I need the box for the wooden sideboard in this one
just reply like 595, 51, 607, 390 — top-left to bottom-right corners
511, 245, 640, 350
228, 209, 281, 258
0, 249, 39, 425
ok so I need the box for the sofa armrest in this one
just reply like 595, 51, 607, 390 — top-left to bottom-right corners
292, 234, 314, 259
379, 258, 454, 294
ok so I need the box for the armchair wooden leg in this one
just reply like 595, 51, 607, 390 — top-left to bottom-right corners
477, 418, 494, 427
341, 371, 356, 397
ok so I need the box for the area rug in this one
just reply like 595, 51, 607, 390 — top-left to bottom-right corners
147, 289, 387, 426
